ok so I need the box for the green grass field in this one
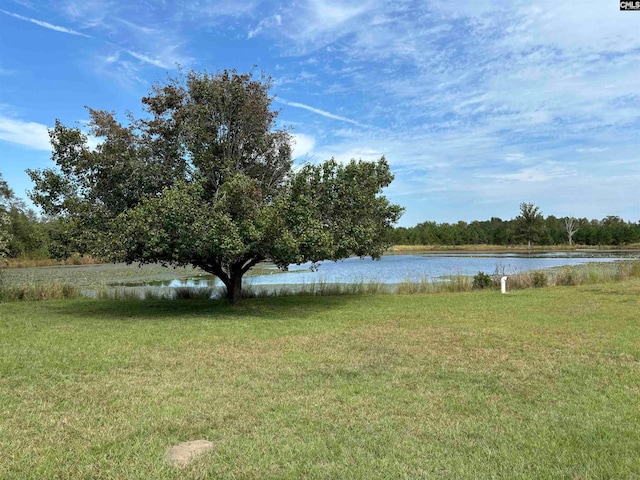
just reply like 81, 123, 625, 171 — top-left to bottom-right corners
1, 280, 639, 479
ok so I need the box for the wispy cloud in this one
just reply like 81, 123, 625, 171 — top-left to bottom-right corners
125, 49, 172, 69
2, 1, 638, 224
91, 51, 145, 88
483, 166, 577, 183
255, 1, 640, 135
248, 14, 281, 39
117, 18, 160, 36
265, 0, 376, 54
0, 116, 50, 150
8, 0, 36, 9
56, 1, 189, 81
278, 99, 367, 128
60, 0, 111, 29
183, 0, 261, 20
0, 9, 89, 37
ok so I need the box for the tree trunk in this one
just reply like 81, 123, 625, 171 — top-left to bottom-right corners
201, 257, 262, 305
226, 272, 243, 304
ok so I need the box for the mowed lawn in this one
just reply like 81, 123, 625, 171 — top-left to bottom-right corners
1, 281, 639, 479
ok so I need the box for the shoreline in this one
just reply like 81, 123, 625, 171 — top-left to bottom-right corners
387, 244, 640, 254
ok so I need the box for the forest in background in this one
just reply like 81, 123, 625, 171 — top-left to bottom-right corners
391, 214, 640, 247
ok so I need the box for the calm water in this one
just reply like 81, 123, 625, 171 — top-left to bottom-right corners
156, 251, 637, 288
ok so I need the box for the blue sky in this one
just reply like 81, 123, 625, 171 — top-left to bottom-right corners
0, 0, 638, 227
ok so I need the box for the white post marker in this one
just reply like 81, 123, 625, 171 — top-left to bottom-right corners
501, 276, 508, 294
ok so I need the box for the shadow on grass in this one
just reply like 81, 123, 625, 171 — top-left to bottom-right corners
45, 293, 364, 322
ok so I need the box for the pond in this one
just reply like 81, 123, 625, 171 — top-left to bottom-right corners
146, 251, 638, 289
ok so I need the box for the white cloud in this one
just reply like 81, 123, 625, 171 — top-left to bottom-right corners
85, 135, 100, 151
259, 1, 639, 138
308, 0, 367, 24
484, 166, 577, 183
253, 0, 377, 54
0, 116, 51, 151
0, 9, 90, 36
125, 49, 172, 69
58, 0, 190, 82
278, 99, 367, 127
248, 14, 281, 39
184, 0, 260, 20
61, 0, 112, 29
313, 146, 385, 165
506, 2, 640, 52
117, 18, 161, 36
576, 147, 609, 153
503, 153, 527, 163
291, 133, 315, 159
91, 52, 145, 87
91, 44, 185, 87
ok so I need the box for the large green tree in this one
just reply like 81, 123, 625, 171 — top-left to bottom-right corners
28, 70, 403, 302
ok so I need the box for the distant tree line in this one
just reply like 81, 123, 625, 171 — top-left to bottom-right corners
392, 206, 640, 247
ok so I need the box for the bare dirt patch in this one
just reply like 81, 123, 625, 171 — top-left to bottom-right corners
165, 440, 214, 467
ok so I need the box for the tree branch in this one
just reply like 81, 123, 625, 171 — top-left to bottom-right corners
241, 255, 264, 275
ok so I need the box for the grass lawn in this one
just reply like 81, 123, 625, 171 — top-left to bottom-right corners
1, 280, 639, 479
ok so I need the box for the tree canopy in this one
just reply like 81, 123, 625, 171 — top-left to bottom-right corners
28, 70, 403, 302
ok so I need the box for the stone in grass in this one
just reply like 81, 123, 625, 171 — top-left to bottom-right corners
165, 440, 214, 467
